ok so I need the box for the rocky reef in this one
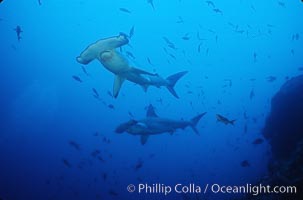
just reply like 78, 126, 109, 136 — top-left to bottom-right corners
246, 75, 303, 199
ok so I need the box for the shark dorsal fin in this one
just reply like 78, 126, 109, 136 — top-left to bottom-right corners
146, 104, 158, 117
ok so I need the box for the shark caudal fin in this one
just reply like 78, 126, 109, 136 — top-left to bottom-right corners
166, 71, 188, 98
190, 112, 207, 135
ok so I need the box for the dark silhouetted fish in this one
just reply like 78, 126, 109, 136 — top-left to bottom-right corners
72, 75, 82, 82
119, 8, 131, 13
253, 52, 257, 63
252, 138, 264, 145
126, 51, 135, 59
197, 42, 202, 53
69, 141, 81, 150
278, 1, 285, 7
206, 1, 215, 7
108, 190, 118, 196
266, 76, 277, 82
62, 159, 72, 168
213, 8, 223, 14
38, 0, 41, 5
129, 26, 135, 38
81, 66, 89, 76
91, 150, 100, 158
241, 160, 250, 167
128, 111, 134, 118
107, 90, 113, 97
163, 37, 176, 49
97, 156, 105, 163
147, 57, 153, 66
108, 104, 115, 109
176, 16, 184, 23
216, 114, 236, 125
92, 88, 100, 99
14, 25, 22, 41
135, 159, 144, 171
147, 0, 155, 10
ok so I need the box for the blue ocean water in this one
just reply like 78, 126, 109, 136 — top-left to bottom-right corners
0, 0, 302, 199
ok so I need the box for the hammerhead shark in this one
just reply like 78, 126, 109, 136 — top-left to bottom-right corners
99, 49, 187, 98
115, 104, 207, 145
77, 34, 187, 98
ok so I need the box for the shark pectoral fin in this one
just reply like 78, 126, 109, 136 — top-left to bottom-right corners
141, 85, 149, 92
140, 135, 149, 145
113, 75, 125, 98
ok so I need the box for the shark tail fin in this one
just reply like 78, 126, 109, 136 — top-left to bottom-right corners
190, 112, 207, 135
166, 71, 188, 98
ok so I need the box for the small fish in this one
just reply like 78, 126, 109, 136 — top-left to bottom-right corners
81, 66, 89, 76
14, 25, 22, 41
62, 159, 72, 168
216, 114, 236, 125
147, 57, 153, 66
169, 53, 176, 59
135, 159, 144, 171
108, 104, 115, 109
108, 190, 118, 196
206, 1, 215, 7
97, 156, 105, 163
182, 33, 190, 40
266, 76, 277, 82
176, 16, 184, 23
253, 52, 257, 63
147, 0, 155, 10
126, 51, 135, 59
163, 37, 175, 47
213, 8, 223, 14
241, 160, 250, 167
129, 26, 135, 38
277, 1, 285, 8
72, 75, 82, 83
291, 49, 294, 55
119, 8, 131, 13
252, 138, 264, 145
69, 141, 81, 150
93, 132, 99, 136
92, 88, 99, 98
128, 111, 134, 118
91, 150, 100, 158
105, 91, 112, 98
38, 0, 41, 5
197, 43, 202, 53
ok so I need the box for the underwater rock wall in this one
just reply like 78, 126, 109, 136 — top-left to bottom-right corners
260, 75, 303, 198
263, 75, 303, 160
